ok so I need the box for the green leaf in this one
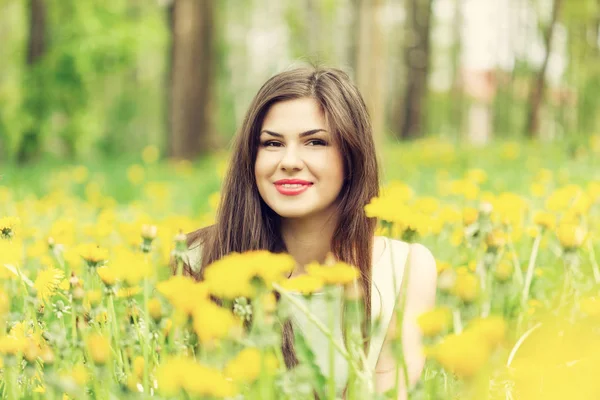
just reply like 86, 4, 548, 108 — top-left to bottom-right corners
293, 330, 328, 400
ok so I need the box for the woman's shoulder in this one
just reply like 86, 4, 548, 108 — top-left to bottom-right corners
374, 236, 436, 283
180, 227, 211, 275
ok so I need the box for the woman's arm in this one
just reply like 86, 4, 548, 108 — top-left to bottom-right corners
374, 243, 437, 399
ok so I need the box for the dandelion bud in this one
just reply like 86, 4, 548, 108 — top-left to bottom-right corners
141, 224, 157, 240
479, 202, 493, 216
141, 224, 157, 253
72, 286, 85, 303
174, 231, 187, 251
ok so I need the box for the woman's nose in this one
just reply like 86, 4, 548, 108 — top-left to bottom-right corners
279, 146, 304, 171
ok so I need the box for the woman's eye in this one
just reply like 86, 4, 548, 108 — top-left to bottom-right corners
261, 141, 282, 147
307, 139, 327, 146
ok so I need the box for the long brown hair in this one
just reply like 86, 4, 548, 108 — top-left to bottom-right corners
185, 66, 379, 368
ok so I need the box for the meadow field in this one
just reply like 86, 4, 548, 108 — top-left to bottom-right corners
1, 137, 600, 399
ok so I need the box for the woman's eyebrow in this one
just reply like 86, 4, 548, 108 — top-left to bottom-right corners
260, 129, 328, 138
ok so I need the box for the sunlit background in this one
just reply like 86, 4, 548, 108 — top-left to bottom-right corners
1, 0, 597, 163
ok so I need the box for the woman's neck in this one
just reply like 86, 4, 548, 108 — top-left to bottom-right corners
281, 213, 338, 276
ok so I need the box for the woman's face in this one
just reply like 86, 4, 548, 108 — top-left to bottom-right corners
255, 97, 345, 220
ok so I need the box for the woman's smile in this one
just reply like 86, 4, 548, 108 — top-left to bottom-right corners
274, 179, 314, 196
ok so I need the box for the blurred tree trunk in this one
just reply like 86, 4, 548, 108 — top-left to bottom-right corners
449, 0, 464, 140
397, 0, 433, 139
17, 0, 47, 163
526, 0, 563, 138
355, 0, 385, 145
168, 0, 214, 160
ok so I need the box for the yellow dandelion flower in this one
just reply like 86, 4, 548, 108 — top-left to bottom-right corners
111, 248, 153, 286
462, 207, 478, 226
71, 362, 89, 386
453, 273, 480, 303
465, 168, 487, 184
306, 261, 359, 285
533, 211, 556, 230
85, 289, 103, 308
156, 276, 209, 315
34, 266, 65, 304
77, 243, 109, 267
192, 301, 237, 344
133, 356, 145, 379
0, 290, 9, 316
142, 145, 160, 164
117, 286, 142, 298
86, 333, 110, 365
97, 266, 118, 287
0, 239, 22, 269
127, 164, 145, 185
431, 331, 491, 379
0, 335, 28, 355
556, 223, 587, 250
148, 298, 162, 321
417, 307, 453, 337
224, 348, 278, 384
280, 275, 324, 295
467, 316, 507, 347
494, 260, 513, 282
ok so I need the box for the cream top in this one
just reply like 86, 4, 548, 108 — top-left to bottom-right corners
288, 237, 409, 394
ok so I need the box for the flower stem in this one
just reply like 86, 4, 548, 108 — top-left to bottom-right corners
107, 295, 125, 372
328, 290, 336, 400
142, 278, 151, 393
586, 240, 600, 284
520, 233, 542, 308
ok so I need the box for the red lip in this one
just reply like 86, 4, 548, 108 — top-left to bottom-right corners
273, 179, 313, 196
274, 179, 313, 185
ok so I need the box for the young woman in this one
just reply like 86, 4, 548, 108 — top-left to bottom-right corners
183, 67, 437, 398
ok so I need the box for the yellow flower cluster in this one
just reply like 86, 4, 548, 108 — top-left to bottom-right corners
281, 260, 360, 295
203, 250, 295, 299
156, 356, 236, 398
429, 316, 506, 378
224, 347, 278, 384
